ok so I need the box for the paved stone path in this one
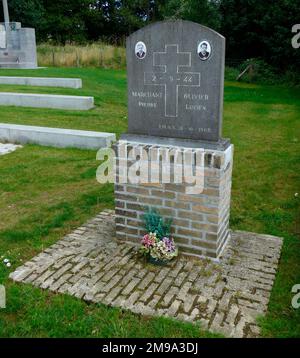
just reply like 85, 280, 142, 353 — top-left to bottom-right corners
0, 143, 22, 156
10, 210, 283, 338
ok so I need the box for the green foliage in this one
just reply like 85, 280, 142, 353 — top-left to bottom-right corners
225, 66, 240, 81
2, 0, 299, 74
238, 58, 300, 85
159, 0, 221, 30
4, 0, 45, 42
41, 0, 90, 44
220, 0, 300, 72
239, 58, 281, 85
142, 208, 172, 238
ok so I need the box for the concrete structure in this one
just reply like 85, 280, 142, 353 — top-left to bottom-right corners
115, 21, 232, 259
0, 1, 37, 69
0, 123, 116, 149
0, 92, 94, 110
0, 76, 82, 88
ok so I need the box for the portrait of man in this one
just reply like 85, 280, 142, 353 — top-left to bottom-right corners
135, 41, 146, 59
197, 41, 211, 60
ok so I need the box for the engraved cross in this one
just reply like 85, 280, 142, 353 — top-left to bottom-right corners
144, 44, 200, 117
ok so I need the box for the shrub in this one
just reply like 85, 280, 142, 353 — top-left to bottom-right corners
142, 208, 172, 239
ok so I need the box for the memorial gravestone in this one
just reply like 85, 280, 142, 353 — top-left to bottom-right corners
125, 21, 226, 143
115, 20, 233, 259
0, 0, 37, 69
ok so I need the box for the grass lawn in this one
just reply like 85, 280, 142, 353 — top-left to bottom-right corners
0, 67, 299, 338
0, 67, 127, 136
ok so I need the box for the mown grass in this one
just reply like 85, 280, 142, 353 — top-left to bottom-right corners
0, 67, 299, 337
1, 285, 220, 338
0, 67, 127, 137
0, 145, 218, 338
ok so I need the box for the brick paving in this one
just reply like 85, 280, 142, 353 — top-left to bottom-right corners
10, 210, 283, 338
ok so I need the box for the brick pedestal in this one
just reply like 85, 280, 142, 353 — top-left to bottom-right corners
114, 139, 233, 260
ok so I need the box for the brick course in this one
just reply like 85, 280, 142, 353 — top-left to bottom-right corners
114, 141, 234, 259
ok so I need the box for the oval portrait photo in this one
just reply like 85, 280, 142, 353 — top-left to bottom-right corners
135, 41, 147, 59
197, 41, 211, 61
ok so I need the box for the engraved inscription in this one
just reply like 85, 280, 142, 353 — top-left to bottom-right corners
126, 21, 225, 141
144, 44, 200, 117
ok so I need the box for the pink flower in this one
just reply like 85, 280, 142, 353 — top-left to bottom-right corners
141, 233, 155, 248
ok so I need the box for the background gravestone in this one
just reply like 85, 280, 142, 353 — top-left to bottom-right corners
126, 20, 225, 143
0, 0, 37, 69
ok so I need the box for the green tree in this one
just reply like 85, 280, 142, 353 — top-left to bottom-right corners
2, 0, 46, 41
219, 0, 300, 71
83, 1, 115, 42
159, 0, 221, 30
41, 0, 90, 44
84, 1, 163, 42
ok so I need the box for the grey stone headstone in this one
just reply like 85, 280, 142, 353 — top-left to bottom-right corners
0, 1, 37, 68
126, 20, 225, 142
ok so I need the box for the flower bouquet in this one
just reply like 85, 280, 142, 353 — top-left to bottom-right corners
139, 208, 178, 265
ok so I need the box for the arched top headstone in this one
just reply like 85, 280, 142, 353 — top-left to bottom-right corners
126, 20, 226, 143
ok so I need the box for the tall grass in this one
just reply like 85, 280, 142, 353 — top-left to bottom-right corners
37, 43, 126, 69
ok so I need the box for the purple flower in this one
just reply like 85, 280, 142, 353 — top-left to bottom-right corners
161, 237, 175, 252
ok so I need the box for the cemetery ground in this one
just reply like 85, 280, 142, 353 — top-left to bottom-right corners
0, 67, 299, 338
